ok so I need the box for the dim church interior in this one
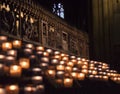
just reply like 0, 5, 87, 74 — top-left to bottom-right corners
35, 0, 120, 94
37, 0, 120, 72
0, 0, 120, 94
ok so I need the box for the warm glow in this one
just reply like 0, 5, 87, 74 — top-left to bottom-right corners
2, 42, 12, 51
89, 66, 94, 70
56, 71, 64, 78
46, 49, 52, 53
82, 65, 88, 69
19, 58, 30, 69
54, 51, 60, 55
64, 78, 73, 87
72, 67, 78, 71
36, 85, 44, 90
10, 65, 22, 77
47, 69, 56, 77
12, 40, 22, 48
30, 17, 34, 23
92, 70, 97, 75
0, 36, 7, 41
77, 73, 85, 80
43, 52, 49, 56
71, 59, 77, 64
24, 48, 32, 54
0, 54, 5, 59
0, 64, 3, 69
67, 62, 74, 67
102, 76, 108, 81
40, 63, 48, 67
41, 57, 49, 62
24, 86, 32, 92
71, 72, 78, 79
25, 44, 34, 49
60, 61, 65, 65
62, 56, 69, 61
77, 60, 83, 65
32, 68, 41, 72
51, 58, 59, 65
32, 76, 43, 81
9, 85, 18, 90
0, 88, 5, 94
54, 55, 61, 60
36, 46, 44, 51
7, 50, 17, 57
32, 76, 43, 84
81, 69, 88, 74
61, 53, 66, 57
65, 66, 72, 72
56, 65, 65, 71
70, 56, 76, 59
6, 85, 19, 94
89, 63, 94, 67
6, 56, 15, 61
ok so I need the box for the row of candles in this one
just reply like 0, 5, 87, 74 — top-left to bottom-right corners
0, 35, 120, 93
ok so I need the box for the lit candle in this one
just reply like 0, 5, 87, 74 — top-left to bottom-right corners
77, 60, 83, 68
24, 48, 33, 55
10, 65, 22, 77
0, 36, 7, 42
24, 86, 33, 93
25, 44, 34, 49
51, 58, 59, 65
77, 73, 85, 80
0, 87, 6, 94
62, 56, 69, 61
43, 52, 49, 57
12, 40, 22, 48
91, 70, 97, 75
54, 55, 61, 60
31, 76, 43, 84
36, 46, 44, 51
64, 78, 73, 87
71, 72, 78, 79
6, 85, 19, 94
82, 65, 88, 69
67, 62, 74, 67
7, 50, 17, 57
71, 59, 77, 65
65, 66, 72, 72
102, 76, 108, 81
56, 65, 65, 71
2, 42, 12, 51
46, 48, 52, 54
54, 51, 60, 55
81, 69, 88, 74
41, 57, 49, 63
36, 85, 44, 92
32, 68, 41, 75
5, 56, 15, 66
47, 69, 56, 78
40, 63, 48, 69
19, 58, 30, 69
56, 71, 64, 78
0, 54, 5, 63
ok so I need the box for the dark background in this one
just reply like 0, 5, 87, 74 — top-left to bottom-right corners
35, 0, 89, 32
